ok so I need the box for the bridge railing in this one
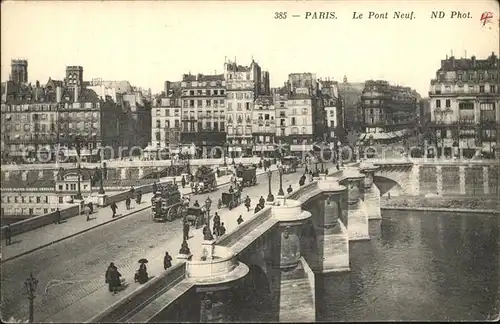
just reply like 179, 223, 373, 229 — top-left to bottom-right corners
215, 207, 273, 247
0, 179, 160, 237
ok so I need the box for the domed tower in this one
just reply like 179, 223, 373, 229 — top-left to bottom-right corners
11, 59, 28, 84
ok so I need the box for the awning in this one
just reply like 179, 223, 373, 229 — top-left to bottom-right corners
228, 147, 243, 152
358, 133, 366, 141
290, 144, 313, 151
144, 146, 158, 152
253, 145, 275, 151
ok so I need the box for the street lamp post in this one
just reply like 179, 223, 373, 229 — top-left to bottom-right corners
277, 166, 284, 196
266, 169, 274, 202
204, 197, 214, 241
74, 137, 83, 200
24, 273, 38, 323
223, 142, 228, 166
98, 163, 105, 195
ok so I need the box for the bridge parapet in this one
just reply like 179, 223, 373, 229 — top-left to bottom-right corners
360, 163, 382, 219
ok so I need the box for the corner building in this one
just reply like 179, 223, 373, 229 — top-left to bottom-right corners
428, 53, 499, 158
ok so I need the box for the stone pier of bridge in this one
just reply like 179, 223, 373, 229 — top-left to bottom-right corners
90, 164, 383, 323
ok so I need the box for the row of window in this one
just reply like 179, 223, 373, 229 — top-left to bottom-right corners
438, 70, 498, 82
227, 102, 252, 111
436, 100, 497, 110
2, 195, 49, 203
182, 89, 225, 96
182, 99, 225, 108
434, 84, 497, 94
181, 81, 225, 88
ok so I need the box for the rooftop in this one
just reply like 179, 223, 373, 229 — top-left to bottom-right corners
438, 52, 498, 71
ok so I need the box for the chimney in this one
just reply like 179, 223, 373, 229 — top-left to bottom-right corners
74, 86, 79, 102
56, 86, 62, 103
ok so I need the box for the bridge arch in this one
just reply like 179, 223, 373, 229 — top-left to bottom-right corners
373, 176, 403, 196
231, 265, 272, 321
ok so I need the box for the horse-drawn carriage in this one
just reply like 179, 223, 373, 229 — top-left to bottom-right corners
151, 183, 186, 222
185, 206, 206, 228
281, 155, 299, 174
192, 166, 217, 194
218, 190, 241, 210
236, 165, 257, 187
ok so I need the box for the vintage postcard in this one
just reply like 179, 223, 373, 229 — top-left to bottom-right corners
1, 0, 499, 322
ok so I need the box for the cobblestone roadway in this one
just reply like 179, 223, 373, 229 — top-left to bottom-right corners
0, 169, 308, 322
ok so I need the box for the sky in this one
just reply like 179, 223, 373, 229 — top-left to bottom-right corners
1, 0, 499, 97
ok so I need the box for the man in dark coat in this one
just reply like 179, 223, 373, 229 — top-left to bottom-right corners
193, 200, 200, 208
164, 252, 173, 270
219, 222, 226, 236
213, 212, 221, 228
4, 224, 12, 246
54, 208, 62, 224
152, 182, 158, 194
110, 202, 118, 218
181, 176, 186, 188
287, 185, 293, 194
244, 196, 251, 211
105, 262, 121, 294
237, 215, 244, 225
125, 197, 131, 210
259, 196, 265, 208
183, 220, 190, 241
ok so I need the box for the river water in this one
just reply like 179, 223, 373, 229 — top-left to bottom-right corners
316, 210, 499, 322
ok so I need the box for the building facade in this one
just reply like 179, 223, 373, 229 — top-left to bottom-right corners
429, 53, 499, 158
10, 59, 28, 85
224, 59, 269, 156
360, 80, 419, 144
0, 62, 126, 164
338, 76, 364, 131
150, 81, 182, 158
252, 95, 276, 157
180, 73, 227, 158
319, 79, 343, 142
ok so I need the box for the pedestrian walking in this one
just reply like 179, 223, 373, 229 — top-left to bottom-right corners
87, 202, 94, 214
259, 196, 265, 208
153, 181, 158, 194
219, 222, 226, 236
237, 215, 244, 225
105, 262, 122, 294
84, 205, 91, 221
163, 252, 173, 270
213, 212, 221, 228
4, 224, 12, 246
244, 196, 251, 211
125, 197, 131, 210
110, 202, 118, 218
183, 220, 190, 241
54, 208, 62, 224
181, 175, 186, 188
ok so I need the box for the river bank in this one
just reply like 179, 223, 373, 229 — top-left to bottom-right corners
380, 196, 500, 211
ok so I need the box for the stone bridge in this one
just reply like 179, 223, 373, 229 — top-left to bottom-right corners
89, 164, 382, 323
367, 159, 499, 197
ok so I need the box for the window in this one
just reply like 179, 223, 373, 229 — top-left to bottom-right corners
44, 208, 48, 214
21, 197, 25, 203
490, 85, 496, 93
480, 86, 485, 93
370, 109, 374, 115
36, 196, 41, 203
14, 196, 17, 203
206, 90, 211, 96
246, 102, 250, 110
291, 117, 296, 126
237, 103, 242, 110
44, 196, 48, 203
445, 99, 451, 108
156, 120, 161, 128
58, 184, 63, 190
70, 183, 76, 190
227, 103, 232, 110
59, 196, 63, 203
156, 132, 160, 141
436, 100, 441, 108
206, 100, 211, 107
